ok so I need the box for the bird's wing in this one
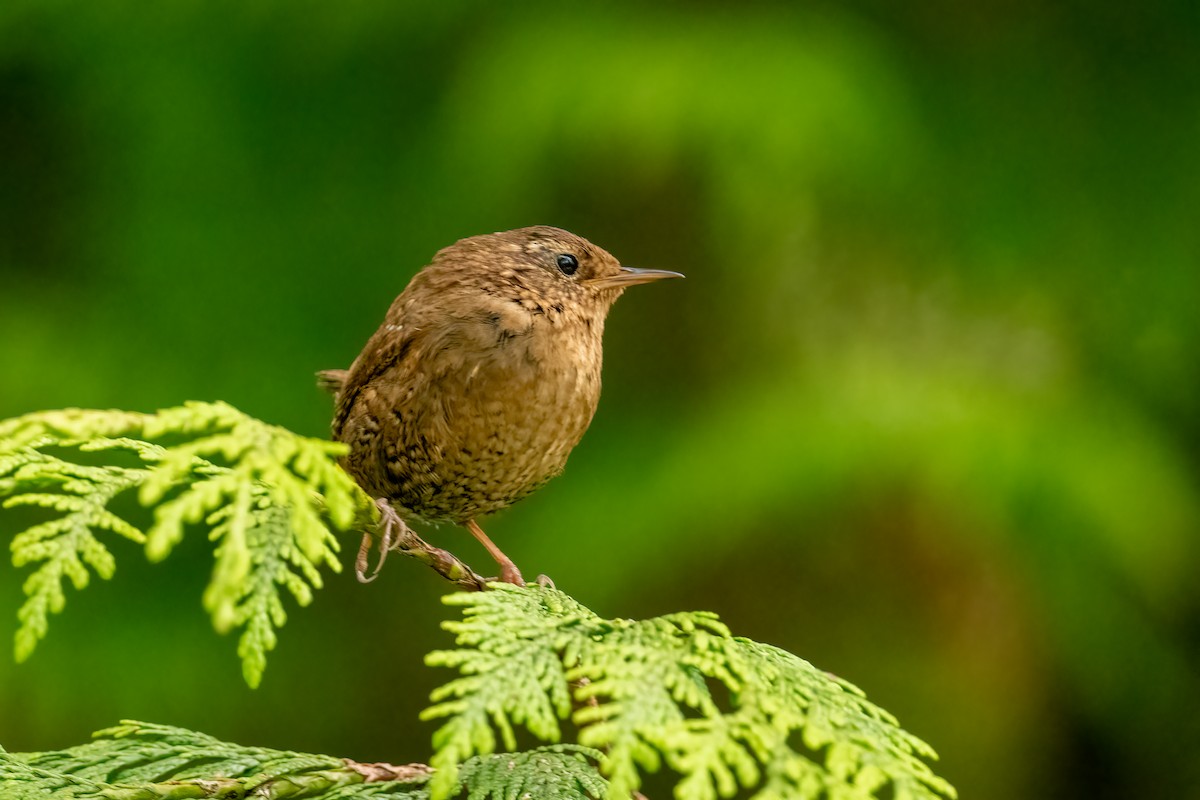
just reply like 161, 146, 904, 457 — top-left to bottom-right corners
330, 321, 426, 439
331, 286, 534, 439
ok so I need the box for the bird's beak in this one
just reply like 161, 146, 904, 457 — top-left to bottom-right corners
587, 266, 685, 290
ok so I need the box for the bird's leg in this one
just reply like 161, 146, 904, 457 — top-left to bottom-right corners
464, 519, 525, 586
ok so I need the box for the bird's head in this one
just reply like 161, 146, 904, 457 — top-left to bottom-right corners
436, 226, 683, 321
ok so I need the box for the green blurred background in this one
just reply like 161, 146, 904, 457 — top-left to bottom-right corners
2, 2, 1199, 798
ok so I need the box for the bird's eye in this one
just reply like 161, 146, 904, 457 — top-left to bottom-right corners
556, 253, 579, 276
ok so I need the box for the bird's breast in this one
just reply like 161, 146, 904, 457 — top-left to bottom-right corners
458, 322, 603, 465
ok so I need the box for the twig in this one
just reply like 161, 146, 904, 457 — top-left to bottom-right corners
341, 759, 433, 782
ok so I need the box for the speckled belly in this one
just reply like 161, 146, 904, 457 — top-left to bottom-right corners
377, 357, 600, 523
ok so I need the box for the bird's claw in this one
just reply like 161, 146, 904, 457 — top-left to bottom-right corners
355, 532, 379, 583
356, 498, 406, 583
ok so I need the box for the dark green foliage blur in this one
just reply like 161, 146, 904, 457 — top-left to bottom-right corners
1, 2, 1197, 799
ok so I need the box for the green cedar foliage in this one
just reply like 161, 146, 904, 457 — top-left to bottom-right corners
424, 586, 954, 800
1, 405, 955, 799
0, 720, 605, 799
0, 403, 368, 687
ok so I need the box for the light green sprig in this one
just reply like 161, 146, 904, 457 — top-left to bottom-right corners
0, 402, 370, 686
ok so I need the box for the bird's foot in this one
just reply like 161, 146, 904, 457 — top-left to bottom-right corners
497, 560, 525, 586
534, 573, 555, 589
356, 498, 412, 583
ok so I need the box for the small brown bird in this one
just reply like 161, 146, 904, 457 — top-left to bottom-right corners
320, 226, 682, 585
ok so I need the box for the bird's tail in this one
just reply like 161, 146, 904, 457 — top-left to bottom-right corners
316, 369, 348, 395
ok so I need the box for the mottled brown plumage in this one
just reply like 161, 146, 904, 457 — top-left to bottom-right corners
321, 226, 681, 585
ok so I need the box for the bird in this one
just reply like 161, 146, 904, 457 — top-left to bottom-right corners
319, 226, 682, 586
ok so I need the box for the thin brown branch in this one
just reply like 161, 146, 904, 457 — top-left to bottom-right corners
341, 759, 434, 783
